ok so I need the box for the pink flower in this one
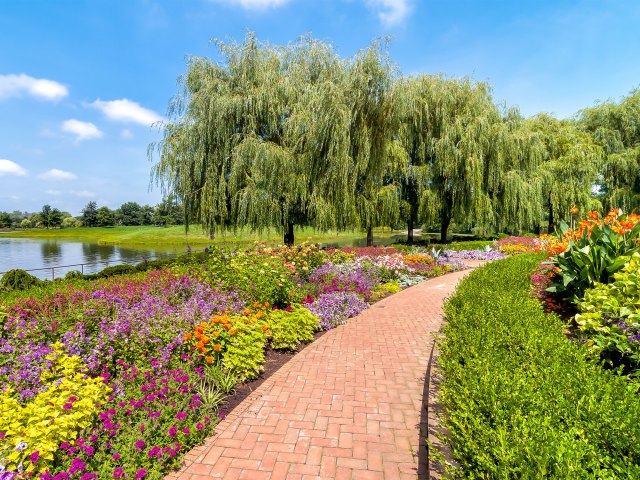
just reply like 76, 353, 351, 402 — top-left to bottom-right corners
112, 468, 124, 479
134, 469, 147, 479
168, 424, 177, 437
135, 439, 145, 451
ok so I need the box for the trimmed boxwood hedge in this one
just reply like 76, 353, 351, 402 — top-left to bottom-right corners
438, 254, 640, 478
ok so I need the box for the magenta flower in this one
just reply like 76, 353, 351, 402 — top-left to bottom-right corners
196, 422, 204, 431
134, 469, 147, 479
63, 402, 73, 410
29, 450, 40, 463
112, 468, 124, 479
168, 424, 177, 437
135, 439, 145, 451
181, 427, 191, 435
112, 454, 121, 461
176, 411, 187, 421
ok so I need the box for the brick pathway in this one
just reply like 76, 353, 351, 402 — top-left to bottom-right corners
169, 269, 471, 480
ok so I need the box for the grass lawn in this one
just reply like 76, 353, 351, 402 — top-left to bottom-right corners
2, 225, 409, 249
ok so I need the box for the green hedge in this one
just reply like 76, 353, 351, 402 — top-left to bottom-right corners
438, 254, 640, 478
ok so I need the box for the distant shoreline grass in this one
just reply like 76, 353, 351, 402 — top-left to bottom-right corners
1, 225, 405, 249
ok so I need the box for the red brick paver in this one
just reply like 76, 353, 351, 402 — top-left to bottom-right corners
169, 269, 470, 480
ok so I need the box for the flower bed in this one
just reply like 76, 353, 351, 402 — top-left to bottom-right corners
0, 244, 465, 479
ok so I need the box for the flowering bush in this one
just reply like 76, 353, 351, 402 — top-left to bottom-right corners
266, 305, 318, 350
306, 292, 368, 330
544, 210, 640, 301
493, 236, 538, 255
444, 250, 507, 261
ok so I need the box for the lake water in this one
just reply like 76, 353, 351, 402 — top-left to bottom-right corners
0, 232, 415, 280
0, 237, 183, 280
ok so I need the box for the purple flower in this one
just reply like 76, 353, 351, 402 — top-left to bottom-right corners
196, 422, 204, 431
112, 468, 124, 479
63, 403, 73, 410
111, 454, 121, 461
176, 411, 187, 421
181, 427, 191, 435
53, 473, 70, 480
135, 439, 145, 451
80, 474, 97, 480
168, 424, 177, 437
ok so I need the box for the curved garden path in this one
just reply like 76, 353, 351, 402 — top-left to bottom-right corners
169, 267, 475, 480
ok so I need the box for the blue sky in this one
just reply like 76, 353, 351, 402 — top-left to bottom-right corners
1, 0, 639, 215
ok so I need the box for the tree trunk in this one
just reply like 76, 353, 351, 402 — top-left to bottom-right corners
366, 225, 374, 247
533, 223, 541, 235
440, 214, 451, 243
407, 216, 414, 244
440, 190, 453, 243
283, 222, 294, 246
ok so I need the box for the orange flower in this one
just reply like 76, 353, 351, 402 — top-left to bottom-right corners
213, 344, 221, 352
205, 356, 214, 363
570, 207, 579, 215
183, 333, 192, 342
608, 208, 620, 217
195, 341, 204, 350
587, 211, 600, 220
229, 329, 237, 336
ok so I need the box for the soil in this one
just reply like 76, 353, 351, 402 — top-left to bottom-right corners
219, 330, 327, 415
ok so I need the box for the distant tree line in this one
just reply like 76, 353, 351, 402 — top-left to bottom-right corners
0, 198, 183, 229
150, 33, 640, 245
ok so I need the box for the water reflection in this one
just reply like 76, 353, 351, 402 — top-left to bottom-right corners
0, 238, 174, 280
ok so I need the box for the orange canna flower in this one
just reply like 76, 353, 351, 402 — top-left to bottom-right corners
587, 211, 600, 220
570, 207, 579, 215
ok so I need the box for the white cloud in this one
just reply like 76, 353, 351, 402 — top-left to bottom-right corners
120, 128, 134, 139
0, 74, 68, 101
89, 99, 162, 126
216, 0, 290, 9
45, 189, 62, 195
0, 159, 28, 177
367, 0, 411, 26
62, 119, 104, 142
70, 190, 96, 198
39, 169, 78, 181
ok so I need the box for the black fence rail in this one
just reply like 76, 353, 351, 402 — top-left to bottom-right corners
0, 252, 185, 281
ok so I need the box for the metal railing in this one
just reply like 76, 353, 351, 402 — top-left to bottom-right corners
0, 252, 186, 281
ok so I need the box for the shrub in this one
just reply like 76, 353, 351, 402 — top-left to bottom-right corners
437, 254, 640, 477
370, 281, 401, 301
266, 305, 318, 350
86, 264, 136, 280
0, 344, 110, 475
575, 252, 640, 373
0, 269, 41, 291
545, 210, 640, 302
64, 270, 83, 279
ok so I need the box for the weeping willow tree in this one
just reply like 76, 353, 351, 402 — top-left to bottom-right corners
525, 114, 603, 231
394, 75, 502, 242
346, 41, 401, 246
483, 107, 546, 234
578, 89, 640, 212
150, 34, 355, 244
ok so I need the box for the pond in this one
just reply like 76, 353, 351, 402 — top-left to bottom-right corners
0, 237, 182, 280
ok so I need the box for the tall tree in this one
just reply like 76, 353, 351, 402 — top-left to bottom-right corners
347, 41, 401, 246
527, 114, 603, 232
578, 89, 640, 212
81, 201, 98, 227
151, 34, 355, 245
395, 75, 502, 242
39, 205, 52, 229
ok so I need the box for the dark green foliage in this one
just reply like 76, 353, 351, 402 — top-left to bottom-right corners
86, 264, 136, 279
0, 269, 42, 291
438, 254, 640, 478
64, 270, 83, 279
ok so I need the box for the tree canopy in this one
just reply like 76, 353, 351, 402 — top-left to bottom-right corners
150, 33, 640, 244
